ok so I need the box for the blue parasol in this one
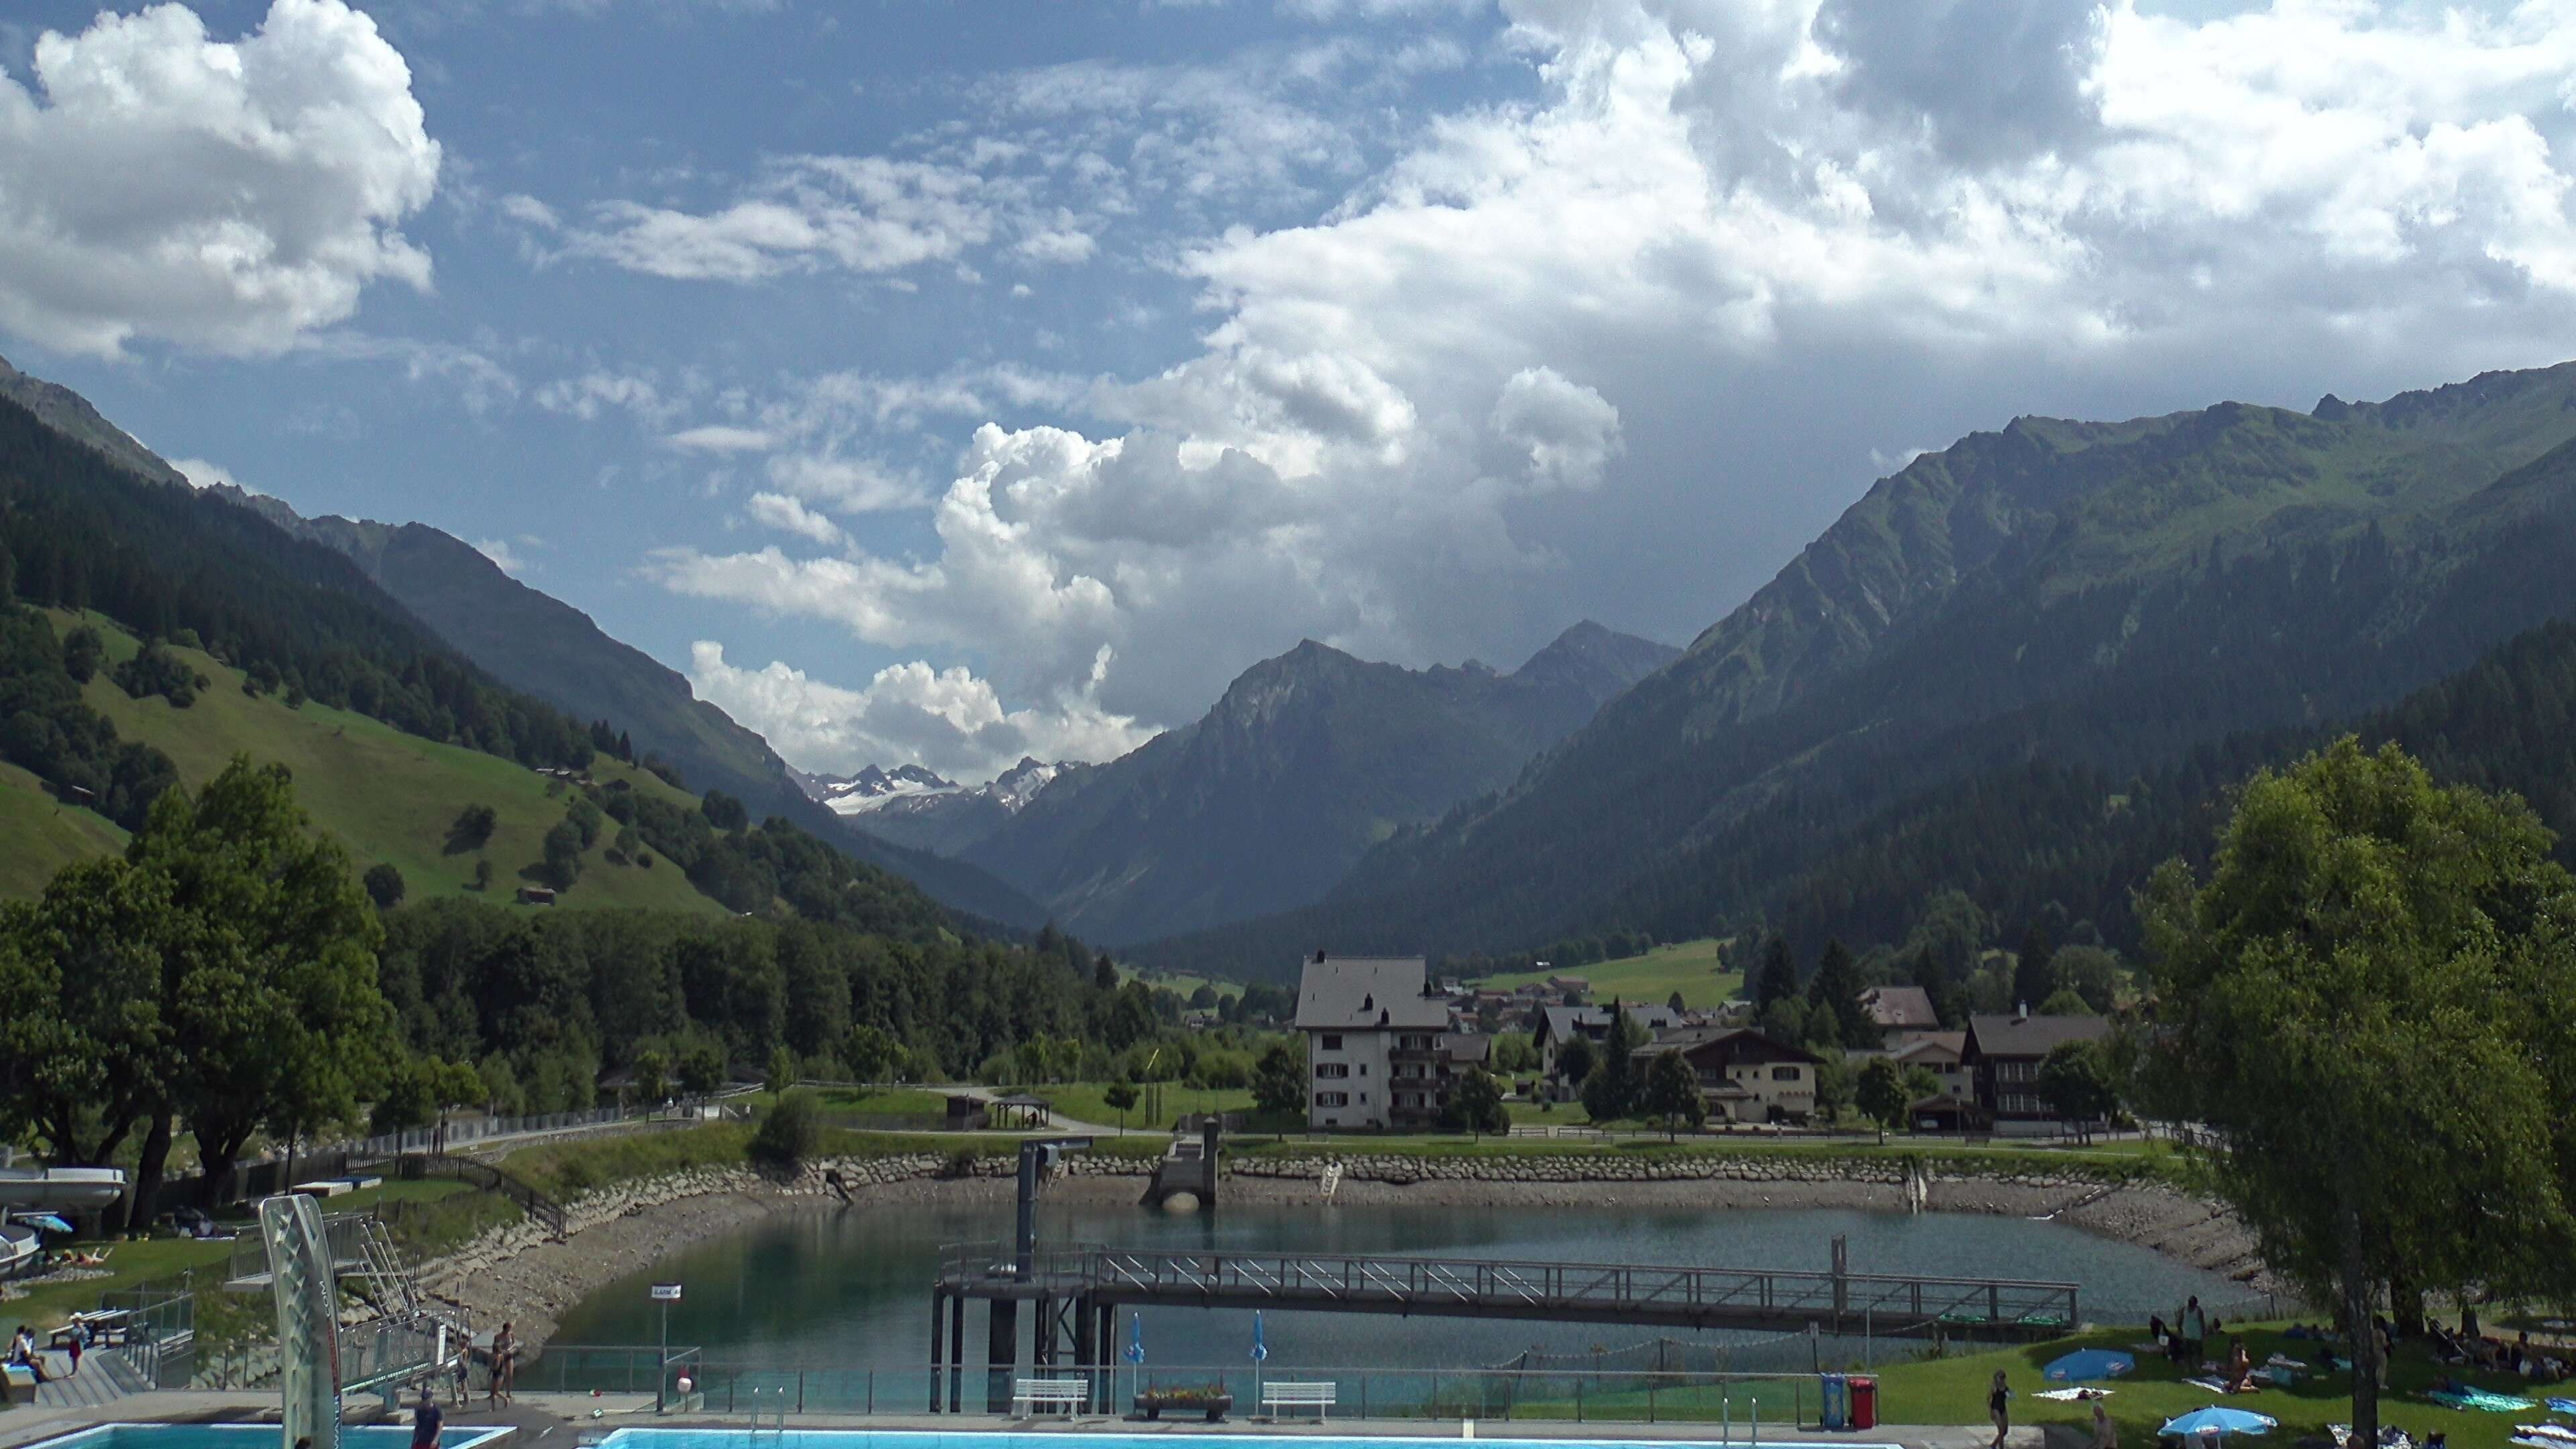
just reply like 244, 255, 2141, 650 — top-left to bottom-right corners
1124, 1313, 1145, 1366
16, 1214, 73, 1235
2046, 1349, 2135, 1383
2161, 1407, 2277, 1440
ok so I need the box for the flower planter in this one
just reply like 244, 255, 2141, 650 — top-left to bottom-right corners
1135, 1391, 1233, 1422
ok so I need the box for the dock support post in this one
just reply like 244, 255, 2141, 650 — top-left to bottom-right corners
987, 1298, 1019, 1414
947, 1290, 965, 1412
928, 1289, 945, 1412
1073, 1293, 1096, 1411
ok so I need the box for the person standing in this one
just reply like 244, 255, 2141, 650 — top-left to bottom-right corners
2182, 1297, 2207, 1365
2092, 1397, 2118, 1449
1989, 1369, 2013, 1449
488, 1323, 516, 1407
411, 1386, 443, 1449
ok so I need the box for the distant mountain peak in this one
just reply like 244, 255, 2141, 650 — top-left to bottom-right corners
1511, 620, 1680, 694
800, 757, 1069, 820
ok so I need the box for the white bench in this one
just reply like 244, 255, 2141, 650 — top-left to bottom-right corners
1261, 1381, 1337, 1421
1012, 1377, 1089, 1417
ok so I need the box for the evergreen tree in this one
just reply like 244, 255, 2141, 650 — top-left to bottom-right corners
2012, 922, 2057, 1012
1805, 938, 1870, 1046
1753, 934, 1799, 1010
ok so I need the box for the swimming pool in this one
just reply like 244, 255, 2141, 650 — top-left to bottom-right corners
595, 1432, 1901, 1449
28, 1426, 513, 1449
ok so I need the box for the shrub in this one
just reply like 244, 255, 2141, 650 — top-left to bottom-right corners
748, 1089, 823, 1167
363, 862, 406, 910
449, 803, 498, 851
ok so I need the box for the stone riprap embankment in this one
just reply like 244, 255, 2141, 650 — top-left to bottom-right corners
421, 1148, 2275, 1355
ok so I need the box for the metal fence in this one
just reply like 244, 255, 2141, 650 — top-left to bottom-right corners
527, 1350, 1861, 1426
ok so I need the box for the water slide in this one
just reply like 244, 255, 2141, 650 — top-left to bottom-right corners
0, 1167, 127, 1212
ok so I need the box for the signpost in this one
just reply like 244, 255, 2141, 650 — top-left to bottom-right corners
651, 1283, 682, 1413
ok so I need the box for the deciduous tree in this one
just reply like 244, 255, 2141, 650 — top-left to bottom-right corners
1640, 1051, 1705, 1140
1856, 1057, 1909, 1144
1441, 1067, 1511, 1138
2138, 739, 2576, 1449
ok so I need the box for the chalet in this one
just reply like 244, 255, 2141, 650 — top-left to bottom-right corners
1858, 985, 1942, 1045
1961, 1012, 2114, 1121
1532, 1003, 1681, 1077
1546, 974, 1593, 998
1635, 1027, 1822, 1124
1886, 1030, 1970, 1100
1296, 953, 1450, 1130
516, 886, 557, 906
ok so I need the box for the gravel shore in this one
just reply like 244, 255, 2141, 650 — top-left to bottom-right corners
423, 1157, 2279, 1356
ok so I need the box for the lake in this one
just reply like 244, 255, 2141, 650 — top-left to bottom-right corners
549, 1198, 2245, 1376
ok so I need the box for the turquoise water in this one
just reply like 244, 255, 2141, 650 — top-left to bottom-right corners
29, 1429, 510, 1449
598, 1433, 1900, 1449
550, 1201, 2251, 1375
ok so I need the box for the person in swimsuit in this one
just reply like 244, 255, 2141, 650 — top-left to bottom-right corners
1990, 1369, 2013, 1449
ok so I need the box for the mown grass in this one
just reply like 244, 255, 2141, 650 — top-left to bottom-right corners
0, 757, 127, 898
1034, 1083, 1256, 1131
3, 610, 721, 916
813, 1087, 952, 1116
1868, 1322, 2561, 1449
1470, 937, 1745, 1009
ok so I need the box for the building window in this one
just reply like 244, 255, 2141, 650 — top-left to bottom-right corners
1316, 1091, 1349, 1108
1316, 1063, 1349, 1079
1358, 1064, 1368, 1075
1359, 1092, 1368, 1104
1772, 1066, 1802, 1082
1322, 1034, 1343, 1050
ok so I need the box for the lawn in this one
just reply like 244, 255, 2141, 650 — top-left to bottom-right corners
1034, 1082, 1255, 1132
1471, 937, 1744, 1009
813, 1087, 952, 1116
1868, 1322, 2561, 1449
1122, 967, 1240, 1002
10, 610, 723, 916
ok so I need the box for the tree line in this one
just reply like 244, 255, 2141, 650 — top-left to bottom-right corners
0, 757, 1193, 1226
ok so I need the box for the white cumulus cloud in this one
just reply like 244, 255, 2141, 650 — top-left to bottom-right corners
649, 0, 2576, 735
688, 641, 1153, 782
0, 0, 441, 358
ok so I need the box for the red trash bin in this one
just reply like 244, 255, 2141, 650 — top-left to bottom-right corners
1850, 1375, 1878, 1430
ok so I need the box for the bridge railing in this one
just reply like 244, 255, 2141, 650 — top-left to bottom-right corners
936, 1242, 2078, 1330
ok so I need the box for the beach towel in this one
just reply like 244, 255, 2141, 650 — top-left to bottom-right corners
2428, 1389, 2538, 1412
2040, 1389, 2115, 1401
2546, 1399, 2576, 1415
2188, 1378, 2233, 1393
2269, 1355, 2312, 1370
2510, 1425, 2576, 1444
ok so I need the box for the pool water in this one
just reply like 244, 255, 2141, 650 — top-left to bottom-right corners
598, 1434, 1900, 1449
28, 1428, 512, 1449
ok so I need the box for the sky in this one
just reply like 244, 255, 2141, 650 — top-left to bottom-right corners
7, 0, 2576, 784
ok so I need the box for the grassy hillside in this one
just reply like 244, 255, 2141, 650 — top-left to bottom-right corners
1, 610, 721, 914
0, 756, 127, 896
1470, 937, 1743, 1008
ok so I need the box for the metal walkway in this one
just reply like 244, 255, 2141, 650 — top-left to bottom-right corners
934, 1241, 2079, 1338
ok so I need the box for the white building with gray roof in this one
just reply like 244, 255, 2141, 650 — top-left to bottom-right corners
1295, 951, 1450, 1130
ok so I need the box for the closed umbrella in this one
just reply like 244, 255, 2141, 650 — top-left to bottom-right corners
1251, 1311, 1268, 1402
1124, 1312, 1146, 1409
2161, 1406, 2277, 1441
2046, 1350, 2136, 1383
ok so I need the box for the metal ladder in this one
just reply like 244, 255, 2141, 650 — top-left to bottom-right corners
1319, 1162, 1343, 1201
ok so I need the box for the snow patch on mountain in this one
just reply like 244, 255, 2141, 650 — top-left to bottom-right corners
796, 757, 1063, 818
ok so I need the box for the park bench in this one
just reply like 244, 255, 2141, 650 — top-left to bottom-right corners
1260, 1381, 1337, 1421
1012, 1377, 1089, 1417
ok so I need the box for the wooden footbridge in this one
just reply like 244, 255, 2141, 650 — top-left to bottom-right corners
926, 1240, 2079, 1412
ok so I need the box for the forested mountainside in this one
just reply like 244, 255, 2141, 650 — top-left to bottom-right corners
0, 392, 981, 940
236, 498, 1046, 929
1130, 362, 2576, 979
0, 352, 1044, 930
939, 622, 1677, 945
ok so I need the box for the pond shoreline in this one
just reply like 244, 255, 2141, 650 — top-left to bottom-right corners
421, 1155, 2279, 1358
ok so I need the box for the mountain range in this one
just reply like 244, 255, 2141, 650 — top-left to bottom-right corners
864, 623, 1678, 945
0, 352, 1044, 928
1130, 362, 2576, 979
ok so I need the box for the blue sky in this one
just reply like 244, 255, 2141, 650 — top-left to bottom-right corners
5, 0, 2576, 781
